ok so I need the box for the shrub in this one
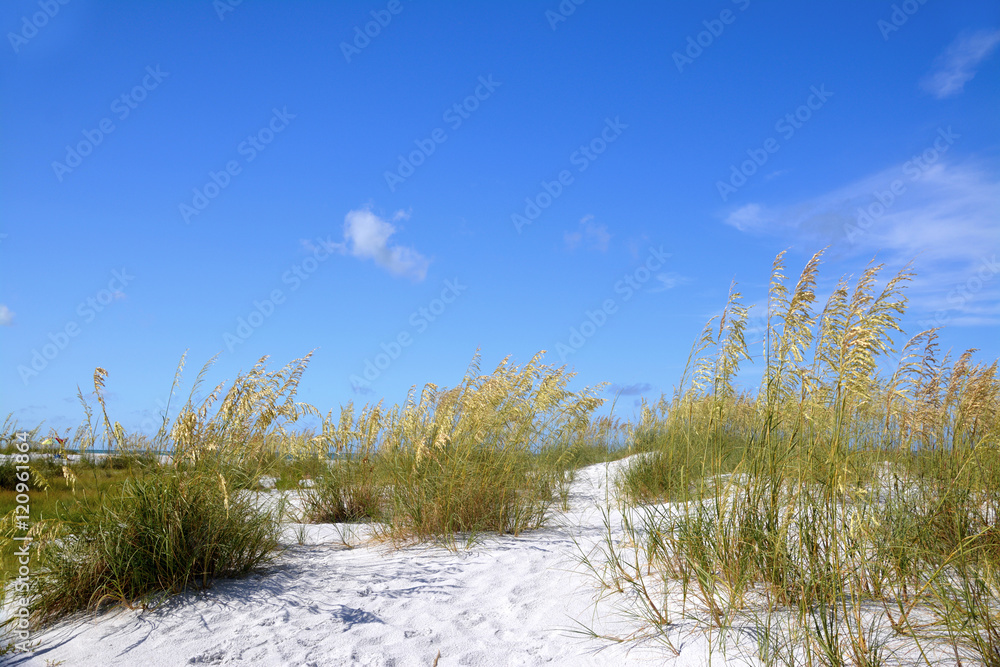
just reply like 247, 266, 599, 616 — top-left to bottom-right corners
0, 460, 17, 491
26, 468, 280, 626
383, 443, 556, 541
316, 352, 606, 545
0, 459, 59, 491
302, 455, 384, 523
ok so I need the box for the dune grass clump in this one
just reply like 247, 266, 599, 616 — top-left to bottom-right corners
27, 469, 280, 625
538, 413, 631, 472
618, 397, 749, 504
8, 354, 318, 627
381, 440, 553, 541
302, 452, 384, 523
587, 250, 1000, 665
164, 352, 321, 469
377, 353, 587, 541
6, 346, 614, 630
0, 461, 19, 491
303, 351, 607, 545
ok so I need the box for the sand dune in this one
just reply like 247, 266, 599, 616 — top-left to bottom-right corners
5, 458, 747, 666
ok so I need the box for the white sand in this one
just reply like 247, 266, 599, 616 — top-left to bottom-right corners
3, 457, 758, 666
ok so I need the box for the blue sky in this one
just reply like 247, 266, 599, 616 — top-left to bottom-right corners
2, 0, 999, 436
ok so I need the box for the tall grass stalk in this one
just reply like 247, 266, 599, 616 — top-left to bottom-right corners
4, 354, 320, 628
597, 251, 999, 665
305, 351, 608, 546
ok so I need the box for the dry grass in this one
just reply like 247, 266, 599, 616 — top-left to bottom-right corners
9, 249, 995, 667
3, 348, 615, 631
304, 351, 610, 546
1, 353, 315, 629
588, 250, 1000, 666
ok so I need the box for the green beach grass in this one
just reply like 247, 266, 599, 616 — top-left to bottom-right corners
2, 251, 997, 665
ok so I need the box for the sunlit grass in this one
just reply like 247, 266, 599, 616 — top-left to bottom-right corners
0, 461, 134, 584
585, 250, 1000, 665
5, 249, 996, 666
1, 348, 615, 629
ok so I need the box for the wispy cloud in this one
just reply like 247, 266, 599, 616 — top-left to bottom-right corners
608, 382, 652, 396
326, 207, 431, 281
720, 158, 1000, 325
564, 215, 611, 252
724, 160, 999, 260
648, 272, 690, 293
921, 29, 1000, 99
725, 203, 765, 232
0, 304, 13, 326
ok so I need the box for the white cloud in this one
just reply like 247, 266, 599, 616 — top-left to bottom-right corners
719, 158, 1000, 326
564, 215, 611, 252
0, 304, 13, 326
921, 29, 1000, 99
607, 382, 652, 396
327, 207, 431, 281
648, 272, 690, 293
725, 203, 766, 232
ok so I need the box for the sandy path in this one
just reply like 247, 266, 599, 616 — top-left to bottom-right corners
5, 458, 741, 666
